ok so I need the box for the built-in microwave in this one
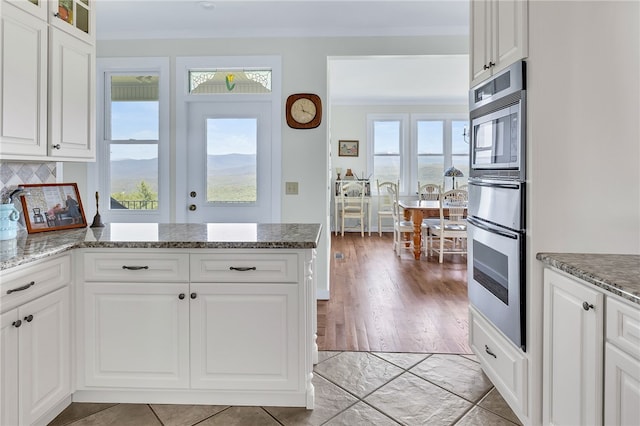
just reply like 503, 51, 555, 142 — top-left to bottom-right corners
469, 61, 526, 180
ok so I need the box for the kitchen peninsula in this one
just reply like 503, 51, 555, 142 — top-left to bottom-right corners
0, 223, 321, 426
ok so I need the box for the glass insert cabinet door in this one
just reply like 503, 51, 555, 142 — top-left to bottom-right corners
53, 0, 92, 37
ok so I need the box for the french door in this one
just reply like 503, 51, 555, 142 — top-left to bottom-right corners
186, 101, 273, 223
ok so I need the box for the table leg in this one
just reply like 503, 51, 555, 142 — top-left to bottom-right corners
411, 210, 423, 260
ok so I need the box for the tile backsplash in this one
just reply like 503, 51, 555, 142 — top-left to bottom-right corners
0, 161, 58, 190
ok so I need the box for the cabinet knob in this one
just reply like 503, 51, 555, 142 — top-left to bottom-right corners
190, 292, 197, 299
582, 301, 595, 311
188, 204, 197, 211
190, 191, 197, 198
52, 144, 61, 150
489, 61, 495, 68
12, 320, 22, 328
24, 315, 33, 322
178, 293, 185, 300
483, 63, 491, 70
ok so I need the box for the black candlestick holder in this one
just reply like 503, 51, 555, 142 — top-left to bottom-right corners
90, 191, 105, 228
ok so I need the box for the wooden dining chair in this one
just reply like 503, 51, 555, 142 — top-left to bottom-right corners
376, 180, 395, 236
338, 180, 366, 237
427, 189, 468, 263
390, 181, 414, 256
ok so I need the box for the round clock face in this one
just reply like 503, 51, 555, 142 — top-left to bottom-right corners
291, 98, 317, 124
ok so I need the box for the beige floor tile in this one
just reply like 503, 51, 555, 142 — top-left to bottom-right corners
313, 351, 403, 397
477, 388, 522, 425
149, 404, 228, 426
460, 354, 479, 363
372, 352, 431, 370
323, 401, 400, 425
65, 404, 161, 426
317, 351, 342, 364
48, 403, 118, 426
455, 406, 521, 426
264, 374, 358, 426
365, 372, 472, 426
410, 354, 493, 402
197, 406, 280, 425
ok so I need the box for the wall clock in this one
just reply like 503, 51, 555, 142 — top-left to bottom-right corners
286, 93, 322, 129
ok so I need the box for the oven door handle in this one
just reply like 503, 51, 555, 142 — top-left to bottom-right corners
467, 217, 519, 240
468, 180, 521, 190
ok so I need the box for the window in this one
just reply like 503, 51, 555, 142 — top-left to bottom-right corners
368, 114, 468, 194
95, 58, 170, 222
189, 69, 272, 94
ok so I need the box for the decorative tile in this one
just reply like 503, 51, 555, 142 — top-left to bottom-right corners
265, 374, 358, 426
477, 388, 522, 425
197, 406, 280, 425
36, 163, 53, 182
365, 372, 472, 426
0, 163, 13, 184
410, 354, 493, 402
313, 351, 403, 398
16, 164, 35, 183
48, 402, 118, 426
0, 161, 57, 194
372, 352, 431, 370
67, 404, 162, 426
324, 401, 400, 425
455, 405, 521, 426
150, 404, 228, 426
317, 350, 342, 364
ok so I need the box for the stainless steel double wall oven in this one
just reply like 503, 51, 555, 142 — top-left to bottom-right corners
467, 61, 527, 351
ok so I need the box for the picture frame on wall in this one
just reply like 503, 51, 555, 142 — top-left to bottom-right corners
20, 183, 87, 233
338, 140, 359, 157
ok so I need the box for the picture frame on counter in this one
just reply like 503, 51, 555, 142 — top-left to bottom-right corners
20, 183, 87, 233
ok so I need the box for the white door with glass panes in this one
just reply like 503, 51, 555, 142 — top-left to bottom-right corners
186, 101, 273, 223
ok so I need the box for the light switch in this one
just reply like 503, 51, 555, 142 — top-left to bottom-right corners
285, 182, 299, 195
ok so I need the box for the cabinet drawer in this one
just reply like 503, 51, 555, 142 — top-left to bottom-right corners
469, 305, 528, 417
0, 254, 71, 313
606, 297, 640, 359
190, 253, 299, 283
83, 252, 189, 282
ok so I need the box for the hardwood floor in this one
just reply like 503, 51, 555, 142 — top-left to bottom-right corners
317, 232, 471, 354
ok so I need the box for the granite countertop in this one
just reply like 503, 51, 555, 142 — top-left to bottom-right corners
0, 223, 323, 271
537, 253, 640, 305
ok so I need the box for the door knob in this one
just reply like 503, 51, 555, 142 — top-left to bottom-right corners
189, 204, 197, 211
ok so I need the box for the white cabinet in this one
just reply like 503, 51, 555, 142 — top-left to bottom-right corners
0, 287, 70, 426
49, 26, 95, 160
543, 268, 604, 425
76, 249, 316, 408
0, 2, 48, 157
604, 297, 640, 425
470, 0, 528, 86
0, 0, 95, 161
469, 305, 527, 422
83, 282, 190, 389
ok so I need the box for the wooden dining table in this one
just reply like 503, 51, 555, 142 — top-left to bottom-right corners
397, 199, 462, 260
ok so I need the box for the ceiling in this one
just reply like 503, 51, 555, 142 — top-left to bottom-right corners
96, 1, 470, 104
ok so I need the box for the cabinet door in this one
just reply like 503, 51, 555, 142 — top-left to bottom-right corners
18, 286, 70, 426
0, 309, 19, 426
470, 0, 492, 84
0, 3, 48, 157
83, 282, 190, 389
190, 283, 300, 391
604, 342, 640, 425
543, 269, 604, 426
5, 0, 49, 21
492, 0, 528, 75
49, 27, 95, 160
48, 0, 95, 44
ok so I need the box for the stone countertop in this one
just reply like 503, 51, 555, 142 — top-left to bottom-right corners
0, 223, 323, 271
537, 253, 640, 306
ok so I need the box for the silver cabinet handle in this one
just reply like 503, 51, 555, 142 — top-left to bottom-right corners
52, 144, 61, 149
7, 281, 35, 294
229, 266, 257, 271
122, 265, 149, 270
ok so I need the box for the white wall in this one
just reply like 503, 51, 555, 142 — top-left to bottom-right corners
526, 2, 639, 424
71, 34, 467, 299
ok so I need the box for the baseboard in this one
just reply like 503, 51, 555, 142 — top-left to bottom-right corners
316, 289, 329, 300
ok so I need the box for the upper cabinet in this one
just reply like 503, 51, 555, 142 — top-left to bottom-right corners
470, 0, 528, 86
0, 0, 95, 162
49, 0, 94, 44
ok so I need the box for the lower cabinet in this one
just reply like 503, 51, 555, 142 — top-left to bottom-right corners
77, 249, 315, 408
1, 287, 70, 426
543, 267, 640, 425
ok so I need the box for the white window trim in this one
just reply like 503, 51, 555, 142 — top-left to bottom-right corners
366, 113, 409, 194
174, 56, 282, 223
91, 57, 171, 223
